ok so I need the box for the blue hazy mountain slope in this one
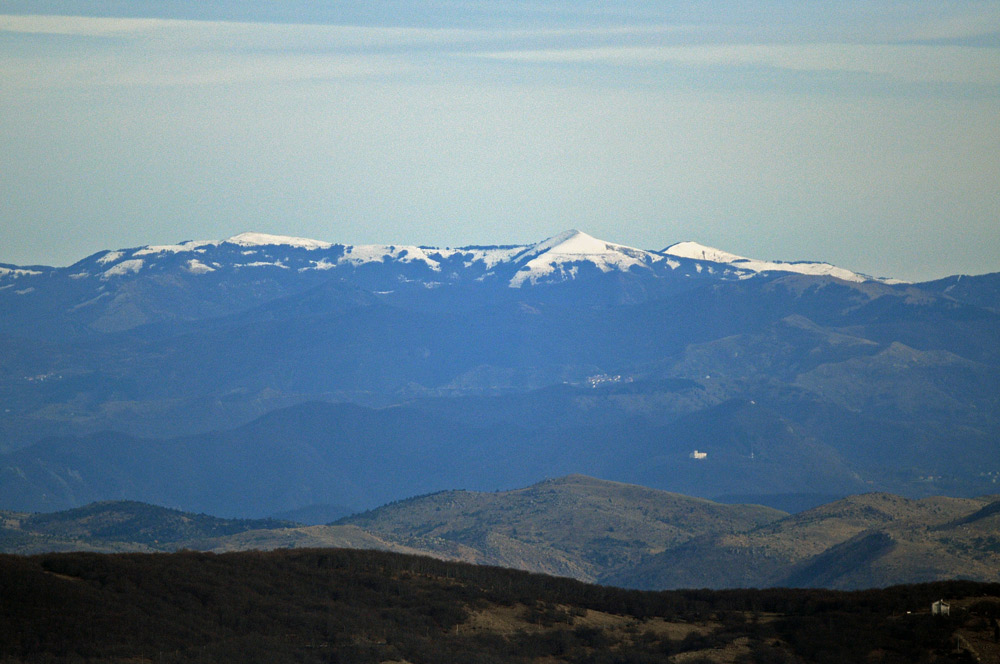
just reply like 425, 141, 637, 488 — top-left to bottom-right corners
0, 232, 998, 512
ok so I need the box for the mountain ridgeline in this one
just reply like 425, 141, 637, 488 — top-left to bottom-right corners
3, 476, 999, 591
1, 230, 998, 518
6, 546, 999, 663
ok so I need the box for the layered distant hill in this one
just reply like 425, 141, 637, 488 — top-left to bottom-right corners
333, 476, 1000, 590
1, 231, 998, 515
4, 476, 999, 591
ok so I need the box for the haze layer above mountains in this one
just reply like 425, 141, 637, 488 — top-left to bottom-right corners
1, 231, 998, 519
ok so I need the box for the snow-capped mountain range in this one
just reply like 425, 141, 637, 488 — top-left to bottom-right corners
1, 229, 894, 289
0, 229, 915, 340
2, 229, 999, 517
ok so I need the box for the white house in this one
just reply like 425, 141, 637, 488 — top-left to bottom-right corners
932, 599, 950, 616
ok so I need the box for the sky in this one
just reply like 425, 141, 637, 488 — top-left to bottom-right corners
1, 1, 998, 282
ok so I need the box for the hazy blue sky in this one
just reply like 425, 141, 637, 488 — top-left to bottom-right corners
1, 1, 998, 281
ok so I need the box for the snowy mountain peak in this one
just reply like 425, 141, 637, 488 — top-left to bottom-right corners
224, 232, 333, 250
509, 230, 662, 287
530, 229, 607, 255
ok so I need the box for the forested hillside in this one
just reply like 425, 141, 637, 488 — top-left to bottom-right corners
3, 548, 999, 663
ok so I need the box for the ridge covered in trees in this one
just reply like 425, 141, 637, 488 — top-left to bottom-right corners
2, 547, 999, 663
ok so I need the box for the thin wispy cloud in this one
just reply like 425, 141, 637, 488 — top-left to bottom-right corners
0, 14, 477, 42
0, 13, 696, 47
472, 43, 1000, 86
0, 14, 705, 87
5, 12, 999, 90
0, 15, 441, 87
1, 3, 997, 280
2, 53, 407, 88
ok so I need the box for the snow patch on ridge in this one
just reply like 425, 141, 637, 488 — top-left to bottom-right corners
448, 246, 525, 270
102, 259, 144, 279
337, 243, 526, 273
663, 242, 747, 265
225, 232, 332, 250
235, 261, 288, 269
661, 241, 877, 283
340, 245, 442, 270
308, 258, 337, 271
135, 240, 216, 256
185, 259, 214, 274
0, 266, 43, 278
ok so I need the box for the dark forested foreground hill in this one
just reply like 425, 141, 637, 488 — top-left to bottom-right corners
2, 548, 1000, 664
3, 476, 1000, 591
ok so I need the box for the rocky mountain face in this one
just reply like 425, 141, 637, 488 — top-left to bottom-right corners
1, 231, 998, 516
